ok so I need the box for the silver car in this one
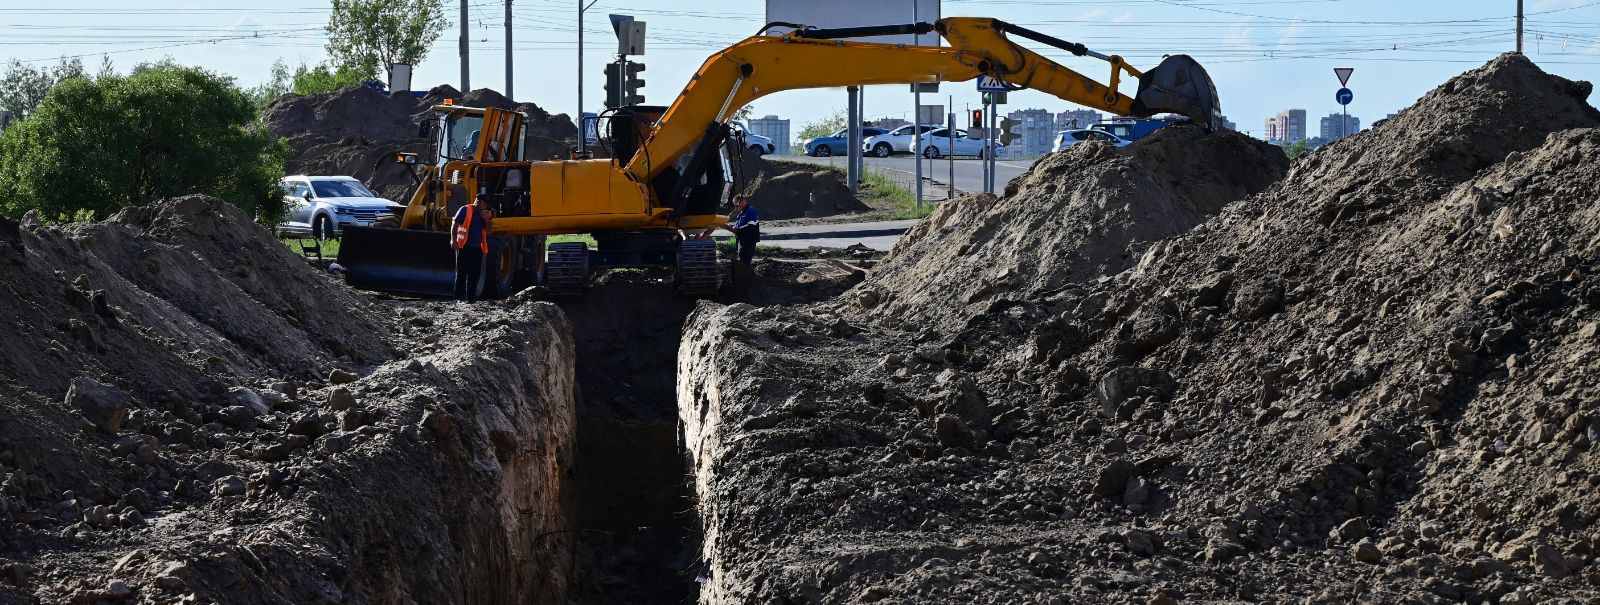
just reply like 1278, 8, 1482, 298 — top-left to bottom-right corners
277, 176, 404, 239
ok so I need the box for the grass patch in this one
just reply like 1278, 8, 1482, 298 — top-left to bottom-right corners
862, 170, 934, 220
279, 236, 339, 258
548, 233, 598, 247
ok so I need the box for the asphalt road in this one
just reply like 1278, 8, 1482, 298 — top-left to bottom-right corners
784, 154, 1037, 197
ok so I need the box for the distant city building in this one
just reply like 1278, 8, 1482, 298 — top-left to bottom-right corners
1006, 108, 1055, 157
1219, 115, 1237, 132
1056, 109, 1102, 130
1319, 112, 1360, 142
748, 115, 791, 155
1264, 108, 1307, 143
0, 109, 10, 132
872, 117, 909, 131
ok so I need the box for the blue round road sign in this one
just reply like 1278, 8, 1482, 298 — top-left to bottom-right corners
1336, 87, 1353, 106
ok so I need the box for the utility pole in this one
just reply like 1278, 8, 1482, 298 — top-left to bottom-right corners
1516, 0, 1524, 53
847, 86, 860, 195
504, 0, 513, 99
459, 0, 470, 91
577, 0, 598, 153
912, 0, 922, 210
947, 95, 954, 200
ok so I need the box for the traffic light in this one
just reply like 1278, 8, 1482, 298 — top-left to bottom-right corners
602, 62, 623, 109
623, 62, 646, 106
998, 117, 1022, 146
970, 109, 982, 129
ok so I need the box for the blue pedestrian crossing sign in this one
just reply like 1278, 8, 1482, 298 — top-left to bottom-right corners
1336, 88, 1353, 106
976, 76, 1008, 92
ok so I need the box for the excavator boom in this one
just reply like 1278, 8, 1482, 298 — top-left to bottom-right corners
631, 17, 1223, 185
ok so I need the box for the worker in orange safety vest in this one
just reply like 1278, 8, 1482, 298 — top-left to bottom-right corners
450, 195, 493, 302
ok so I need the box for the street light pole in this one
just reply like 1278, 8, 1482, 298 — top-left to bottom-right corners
459, 0, 470, 91
912, 0, 922, 210
577, 0, 598, 153
1516, 0, 1524, 53
505, 0, 513, 100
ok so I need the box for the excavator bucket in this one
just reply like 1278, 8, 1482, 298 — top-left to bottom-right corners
1136, 55, 1223, 129
337, 225, 459, 297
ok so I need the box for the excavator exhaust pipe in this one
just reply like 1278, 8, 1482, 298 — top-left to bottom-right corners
1135, 55, 1223, 130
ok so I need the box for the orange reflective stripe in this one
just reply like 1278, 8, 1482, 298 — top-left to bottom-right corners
453, 206, 488, 253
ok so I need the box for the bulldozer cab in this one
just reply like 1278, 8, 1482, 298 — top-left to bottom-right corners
424, 105, 528, 166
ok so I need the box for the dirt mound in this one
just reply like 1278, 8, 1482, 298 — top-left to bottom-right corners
0, 196, 577, 603
678, 53, 1600, 603
734, 155, 871, 220
282, 134, 429, 202
860, 125, 1286, 328
262, 85, 418, 143
262, 85, 578, 202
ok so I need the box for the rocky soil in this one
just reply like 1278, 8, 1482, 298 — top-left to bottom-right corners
0, 196, 578, 604
732, 154, 870, 220
678, 54, 1600, 604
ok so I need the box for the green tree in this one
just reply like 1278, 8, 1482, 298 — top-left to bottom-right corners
0, 63, 288, 224
325, 0, 448, 84
791, 109, 847, 154
246, 60, 369, 110
1283, 139, 1311, 159
0, 58, 86, 120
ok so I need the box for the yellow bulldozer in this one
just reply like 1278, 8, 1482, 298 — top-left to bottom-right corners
337, 17, 1222, 298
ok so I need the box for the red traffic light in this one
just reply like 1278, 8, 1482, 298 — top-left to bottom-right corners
970, 109, 983, 128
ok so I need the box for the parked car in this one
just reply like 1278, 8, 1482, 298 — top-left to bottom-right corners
862, 124, 939, 157
1051, 129, 1131, 152
731, 121, 776, 156
914, 128, 1004, 159
277, 175, 404, 240
803, 127, 888, 157
1090, 117, 1179, 141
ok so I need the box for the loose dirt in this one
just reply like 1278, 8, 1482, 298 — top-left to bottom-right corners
733, 154, 871, 220
679, 53, 1600, 604
0, 196, 576, 604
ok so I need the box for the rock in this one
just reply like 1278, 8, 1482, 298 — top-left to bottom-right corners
106, 579, 131, 598
1204, 538, 1242, 562
859, 585, 891, 601
934, 415, 977, 450
1093, 459, 1137, 499
227, 387, 270, 416
855, 288, 881, 309
1408, 440, 1434, 456
1148, 596, 1177, 605
421, 410, 457, 440
1122, 476, 1151, 506
1125, 530, 1156, 556
326, 387, 358, 411
1352, 539, 1382, 564
327, 369, 359, 384
212, 476, 245, 498
1332, 518, 1368, 543
1533, 544, 1571, 579
66, 377, 129, 434
269, 381, 298, 398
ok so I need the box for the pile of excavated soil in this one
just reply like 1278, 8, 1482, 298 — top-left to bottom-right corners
0, 196, 577, 604
262, 86, 578, 201
678, 53, 1600, 604
862, 124, 1287, 328
733, 154, 871, 220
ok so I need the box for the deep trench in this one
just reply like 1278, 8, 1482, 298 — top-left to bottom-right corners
557, 275, 706, 604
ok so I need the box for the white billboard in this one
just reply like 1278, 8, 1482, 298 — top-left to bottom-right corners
765, 0, 941, 46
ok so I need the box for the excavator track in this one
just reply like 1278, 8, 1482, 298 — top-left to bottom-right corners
545, 242, 591, 296
676, 239, 720, 297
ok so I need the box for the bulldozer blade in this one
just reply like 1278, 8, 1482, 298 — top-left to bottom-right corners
337, 225, 459, 298
1135, 54, 1223, 129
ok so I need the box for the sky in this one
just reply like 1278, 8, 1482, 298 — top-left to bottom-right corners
4, 0, 1599, 139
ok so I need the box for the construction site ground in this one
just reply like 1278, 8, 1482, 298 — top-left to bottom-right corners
1, 54, 1598, 605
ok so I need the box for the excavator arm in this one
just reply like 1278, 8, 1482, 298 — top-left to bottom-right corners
629, 17, 1221, 186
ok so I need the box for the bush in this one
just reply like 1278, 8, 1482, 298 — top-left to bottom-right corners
0, 64, 288, 224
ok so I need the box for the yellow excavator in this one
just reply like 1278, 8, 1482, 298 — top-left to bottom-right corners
337, 17, 1221, 297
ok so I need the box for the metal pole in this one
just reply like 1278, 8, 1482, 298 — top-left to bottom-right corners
858, 86, 866, 181
912, 0, 921, 210
505, 0, 513, 100
577, 0, 583, 152
1516, 0, 1524, 53
459, 0, 470, 91
989, 104, 998, 192
947, 95, 954, 199
847, 87, 860, 195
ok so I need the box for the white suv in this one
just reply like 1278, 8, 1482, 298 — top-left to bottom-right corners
277, 176, 404, 239
731, 121, 776, 156
863, 124, 938, 157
